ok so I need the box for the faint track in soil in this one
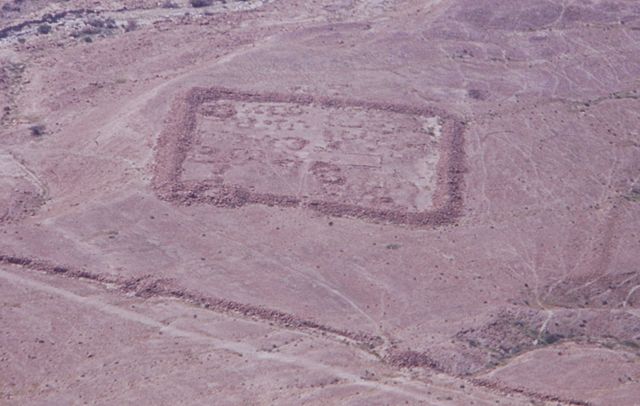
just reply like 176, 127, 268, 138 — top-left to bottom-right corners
0, 152, 47, 225
470, 379, 591, 406
0, 252, 590, 406
0, 267, 442, 404
0, 252, 383, 351
4, 151, 49, 199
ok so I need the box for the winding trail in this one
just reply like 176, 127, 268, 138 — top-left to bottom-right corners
0, 266, 541, 406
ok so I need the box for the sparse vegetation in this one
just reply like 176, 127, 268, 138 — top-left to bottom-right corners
87, 18, 104, 28
88, 18, 117, 30
71, 18, 119, 40
190, 0, 213, 7
1, 3, 20, 12
539, 332, 564, 345
71, 26, 101, 38
625, 186, 640, 202
124, 19, 138, 33
162, 0, 179, 8
29, 124, 45, 137
37, 24, 51, 35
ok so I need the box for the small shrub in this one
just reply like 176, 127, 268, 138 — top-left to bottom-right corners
626, 186, 640, 202
2, 4, 20, 12
104, 18, 117, 29
37, 24, 52, 34
540, 333, 564, 345
162, 0, 179, 8
124, 19, 138, 32
29, 124, 45, 137
190, 0, 213, 7
87, 18, 104, 28
74, 26, 101, 37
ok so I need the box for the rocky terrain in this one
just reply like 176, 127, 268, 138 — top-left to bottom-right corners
1, 0, 639, 404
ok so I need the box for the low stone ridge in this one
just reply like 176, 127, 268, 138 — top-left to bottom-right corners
153, 87, 466, 226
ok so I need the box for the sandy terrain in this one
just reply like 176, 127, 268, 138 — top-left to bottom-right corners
1, 0, 639, 404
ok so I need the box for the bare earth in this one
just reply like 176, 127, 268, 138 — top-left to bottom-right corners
1, 0, 639, 405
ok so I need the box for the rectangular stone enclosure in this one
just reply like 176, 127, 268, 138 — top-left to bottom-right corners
154, 88, 464, 226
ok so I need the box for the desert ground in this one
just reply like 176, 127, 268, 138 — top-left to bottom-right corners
1, 0, 639, 405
